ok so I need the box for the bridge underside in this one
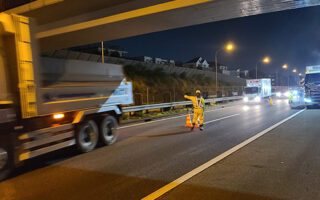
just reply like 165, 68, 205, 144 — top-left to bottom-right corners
5, 0, 320, 51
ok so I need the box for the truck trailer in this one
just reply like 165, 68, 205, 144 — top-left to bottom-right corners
0, 13, 133, 180
243, 79, 272, 103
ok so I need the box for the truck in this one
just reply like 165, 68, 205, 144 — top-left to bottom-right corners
0, 13, 133, 180
303, 65, 320, 108
243, 79, 272, 103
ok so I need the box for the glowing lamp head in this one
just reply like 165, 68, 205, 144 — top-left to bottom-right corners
282, 64, 288, 69
226, 43, 234, 51
53, 113, 65, 120
292, 69, 297, 73
263, 57, 270, 63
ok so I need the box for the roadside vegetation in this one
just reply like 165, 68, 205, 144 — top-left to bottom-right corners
123, 64, 230, 104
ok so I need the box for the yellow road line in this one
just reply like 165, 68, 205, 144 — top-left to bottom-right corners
141, 109, 305, 200
37, 0, 213, 38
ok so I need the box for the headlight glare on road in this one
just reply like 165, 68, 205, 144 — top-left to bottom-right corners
254, 96, 261, 102
243, 97, 248, 102
242, 105, 249, 111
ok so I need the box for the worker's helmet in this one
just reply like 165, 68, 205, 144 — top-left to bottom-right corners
196, 90, 201, 94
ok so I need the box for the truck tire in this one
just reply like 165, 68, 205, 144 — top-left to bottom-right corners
75, 120, 99, 153
99, 116, 118, 145
0, 140, 13, 181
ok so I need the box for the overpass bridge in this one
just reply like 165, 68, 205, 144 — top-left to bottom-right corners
3, 0, 320, 51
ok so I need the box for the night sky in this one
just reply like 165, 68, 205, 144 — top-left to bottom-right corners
104, 5, 320, 75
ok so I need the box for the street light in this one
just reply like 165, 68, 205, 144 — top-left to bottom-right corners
298, 73, 302, 76
226, 44, 234, 51
282, 64, 288, 69
292, 69, 297, 73
263, 57, 270, 63
215, 43, 235, 92
256, 56, 270, 79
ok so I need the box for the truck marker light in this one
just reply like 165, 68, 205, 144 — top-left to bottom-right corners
53, 113, 65, 119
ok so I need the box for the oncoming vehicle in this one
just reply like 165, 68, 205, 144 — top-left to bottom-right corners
243, 79, 272, 103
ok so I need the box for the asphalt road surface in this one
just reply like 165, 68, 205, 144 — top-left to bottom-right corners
0, 99, 309, 200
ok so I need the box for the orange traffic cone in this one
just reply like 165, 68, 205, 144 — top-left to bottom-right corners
185, 112, 193, 127
185, 112, 198, 128
269, 98, 273, 105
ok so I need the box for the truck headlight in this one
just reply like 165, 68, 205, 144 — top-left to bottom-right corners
304, 98, 312, 103
243, 97, 248, 102
284, 91, 290, 97
254, 96, 261, 102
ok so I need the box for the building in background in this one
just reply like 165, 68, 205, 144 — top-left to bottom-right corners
184, 57, 209, 69
154, 58, 168, 65
131, 56, 153, 63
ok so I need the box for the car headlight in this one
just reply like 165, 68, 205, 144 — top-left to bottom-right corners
254, 96, 261, 102
284, 92, 290, 97
304, 98, 312, 103
243, 97, 248, 102
276, 92, 282, 97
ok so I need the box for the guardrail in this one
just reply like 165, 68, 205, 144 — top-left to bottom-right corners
123, 96, 243, 113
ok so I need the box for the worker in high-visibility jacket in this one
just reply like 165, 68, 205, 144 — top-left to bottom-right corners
184, 90, 205, 131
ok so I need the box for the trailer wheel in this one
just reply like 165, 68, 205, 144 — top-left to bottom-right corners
0, 141, 13, 181
99, 116, 118, 145
75, 120, 99, 153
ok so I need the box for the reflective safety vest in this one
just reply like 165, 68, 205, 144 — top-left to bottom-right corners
184, 95, 205, 109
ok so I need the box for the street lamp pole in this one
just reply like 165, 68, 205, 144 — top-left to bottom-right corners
256, 57, 270, 79
215, 49, 221, 92
255, 60, 259, 79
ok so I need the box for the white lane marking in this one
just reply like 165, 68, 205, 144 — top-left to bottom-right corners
141, 109, 306, 200
119, 105, 239, 129
204, 113, 239, 125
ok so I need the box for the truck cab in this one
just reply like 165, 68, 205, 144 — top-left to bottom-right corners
304, 65, 320, 107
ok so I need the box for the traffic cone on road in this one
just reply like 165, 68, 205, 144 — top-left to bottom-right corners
185, 112, 193, 127
185, 112, 199, 128
269, 98, 273, 105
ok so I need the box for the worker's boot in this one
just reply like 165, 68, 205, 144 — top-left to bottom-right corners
199, 125, 204, 131
191, 124, 195, 131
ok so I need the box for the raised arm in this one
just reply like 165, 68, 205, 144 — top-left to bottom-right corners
184, 95, 192, 100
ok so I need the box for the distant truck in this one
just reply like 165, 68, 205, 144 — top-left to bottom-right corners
243, 79, 272, 103
0, 13, 133, 180
303, 65, 320, 107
